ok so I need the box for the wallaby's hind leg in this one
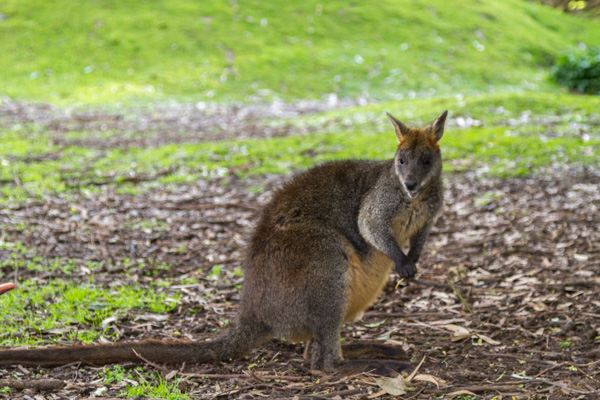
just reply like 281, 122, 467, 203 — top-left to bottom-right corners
214, 314, 272, 361
305, 342, 406, 361
307, 330, 342, 373
341, 342, 407, 360
339, 359, 412, 376
304, 341, 411, 376
341, 342, 411, 375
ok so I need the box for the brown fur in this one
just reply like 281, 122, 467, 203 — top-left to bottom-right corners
0, 111, 448, 374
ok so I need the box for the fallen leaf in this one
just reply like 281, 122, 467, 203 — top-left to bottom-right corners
447, 389, 477, 397
444, 324, 472, 341
373, 375, 409, 396
412, 373, 447, 388
526, 301, 547, 312
476, 334, 501, 345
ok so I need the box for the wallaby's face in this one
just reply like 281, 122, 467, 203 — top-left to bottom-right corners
387, 111, 448, 198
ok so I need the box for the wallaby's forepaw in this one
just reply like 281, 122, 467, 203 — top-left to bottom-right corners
395, 259, 417, 279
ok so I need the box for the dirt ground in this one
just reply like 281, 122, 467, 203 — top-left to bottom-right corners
0, 102, 598, 399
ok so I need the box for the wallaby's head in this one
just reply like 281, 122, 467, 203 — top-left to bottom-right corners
386, 111, 448, 198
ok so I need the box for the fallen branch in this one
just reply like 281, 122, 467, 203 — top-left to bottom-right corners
436, 384, 526, 394
508, 375, 600, 395
64, 168, 175, 188
161, 202, 259, 212
197, 373, 302, 382
272, 388, 364, 399
0, 378, 65, 391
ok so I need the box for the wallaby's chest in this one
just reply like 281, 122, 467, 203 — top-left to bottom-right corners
391, 201, 431, 246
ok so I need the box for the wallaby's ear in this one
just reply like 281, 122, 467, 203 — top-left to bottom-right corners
429, 110, 448, 142
386, 112, 410, 141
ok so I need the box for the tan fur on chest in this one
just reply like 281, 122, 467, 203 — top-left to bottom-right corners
345, 251, 393, 322
392, 204, 429, 245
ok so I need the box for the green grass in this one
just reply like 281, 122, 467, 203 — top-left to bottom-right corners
0, 92, 598, 205
124, 373, 190, 400
97, 366, 190, 399
1, 0, 600, 104
0, 277, 179, 346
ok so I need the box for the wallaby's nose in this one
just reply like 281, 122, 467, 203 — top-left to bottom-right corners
405, 180, 417, 191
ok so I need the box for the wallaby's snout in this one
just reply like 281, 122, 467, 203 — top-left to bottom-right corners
403, 177, 420, 198
401, 166, 423, 198
405, 179, 417, 192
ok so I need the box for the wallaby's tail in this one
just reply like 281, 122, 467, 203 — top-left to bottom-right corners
0, 318, 270, 367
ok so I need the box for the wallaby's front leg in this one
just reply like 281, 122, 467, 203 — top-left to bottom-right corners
407, 222, 433, 264
376, 229, 416, 279
358, 202, 416, 279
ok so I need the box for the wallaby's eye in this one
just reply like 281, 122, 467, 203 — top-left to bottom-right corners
399, 158, 405, 165
423, 157, 431, 165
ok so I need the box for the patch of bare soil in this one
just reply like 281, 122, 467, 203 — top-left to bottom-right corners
0, 167, 598, 399
0, 96, 361, 148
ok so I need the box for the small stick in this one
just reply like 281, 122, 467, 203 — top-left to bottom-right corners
132, 349, 171, 374
407, 356, 426, 381
446, 278, 472, 314
197, 373, 302, 382
533, 361, 570, 377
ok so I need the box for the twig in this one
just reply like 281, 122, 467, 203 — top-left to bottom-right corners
132, 349, 171, 374
64, 167, 175, 188
197, 373, 302, 381
407, 355, 426, 381
271, 388, 364, 399
508, 375, 599, 395
446, 278, 472, 314
161, 202, 258, 212
533, 361, 570, 377
479, 352, 556, 366
436, 384, 526, 394
366, 311, 455, 318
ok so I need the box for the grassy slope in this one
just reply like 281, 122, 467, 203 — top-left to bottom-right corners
1, 0, 600, 104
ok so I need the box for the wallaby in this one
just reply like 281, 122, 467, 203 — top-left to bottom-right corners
0, 111, 447, 374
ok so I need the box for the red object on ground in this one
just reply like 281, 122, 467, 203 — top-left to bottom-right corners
0, 283, 15, 295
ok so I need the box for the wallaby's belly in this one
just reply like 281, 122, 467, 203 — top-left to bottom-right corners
345, 250, 393, 322
345, 207, 431, 322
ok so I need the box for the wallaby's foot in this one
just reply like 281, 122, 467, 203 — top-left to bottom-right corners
304, 341, 411, 376
338, 359, 412, 376
306, 359, 412, 377
304, 332, 343, 374
341, 342, 407, 361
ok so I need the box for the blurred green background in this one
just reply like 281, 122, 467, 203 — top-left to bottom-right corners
1, 0, 599, 104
